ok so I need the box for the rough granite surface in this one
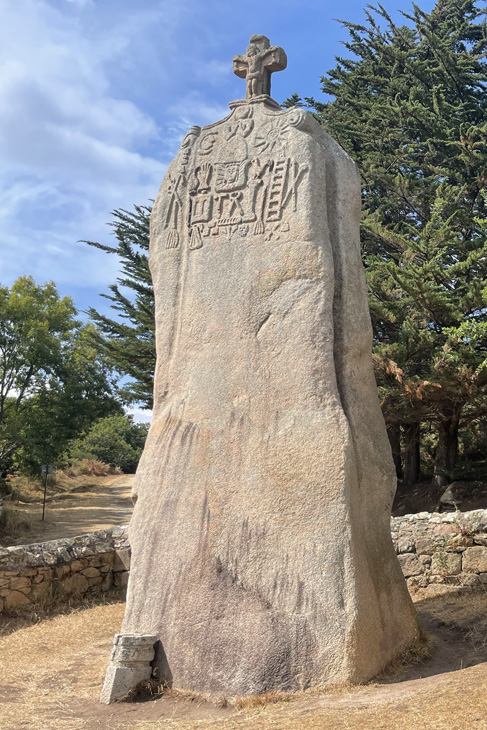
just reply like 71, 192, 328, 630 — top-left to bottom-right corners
118, 89, 418, 696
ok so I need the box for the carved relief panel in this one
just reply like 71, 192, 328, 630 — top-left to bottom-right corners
161, 105, 309, 251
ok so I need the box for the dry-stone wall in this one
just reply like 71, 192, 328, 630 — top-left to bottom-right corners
0, 527, 130, 612
1, 509, 487, 614
391, 509, 487, 595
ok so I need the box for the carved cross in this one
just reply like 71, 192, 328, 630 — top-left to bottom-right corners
233, 35, 287, 100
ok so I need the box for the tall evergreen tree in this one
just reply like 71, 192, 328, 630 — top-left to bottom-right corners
289, 0, 487, 486
84, 205, 155, 409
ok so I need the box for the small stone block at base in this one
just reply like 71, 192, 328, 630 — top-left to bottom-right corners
100, 633, 157, 704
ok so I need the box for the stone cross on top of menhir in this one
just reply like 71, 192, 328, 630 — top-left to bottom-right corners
233, 34, 287, 100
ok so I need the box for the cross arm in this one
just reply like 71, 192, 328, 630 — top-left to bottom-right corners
263, 46, 287, 73
233, 54, 248, 79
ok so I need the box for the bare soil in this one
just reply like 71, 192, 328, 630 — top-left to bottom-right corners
0, 589, 486, 730
7, 475, 134, 545
392, 479, 487, 516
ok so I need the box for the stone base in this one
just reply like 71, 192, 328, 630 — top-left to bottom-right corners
100, 633, 157, 704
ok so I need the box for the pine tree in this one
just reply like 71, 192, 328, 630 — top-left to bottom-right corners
300, 0, 487, 486
84, 205, 155, 409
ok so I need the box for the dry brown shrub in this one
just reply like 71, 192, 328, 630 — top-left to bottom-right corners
119, 678, 165, 703
65, 459, 116, 478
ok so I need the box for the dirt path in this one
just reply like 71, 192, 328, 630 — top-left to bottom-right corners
11, 475, 134, 544
1, 591, 486, 730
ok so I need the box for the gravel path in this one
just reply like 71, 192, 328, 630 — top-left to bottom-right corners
12, 474, 134, 544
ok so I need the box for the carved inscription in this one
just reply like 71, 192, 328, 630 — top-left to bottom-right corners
255, 122, 289, 155
163, 126, 200, 249
186, 152, 306, 246
164, 106, 309, 251
165, 174, 184, 249
199, 133, 218, 155
226, 105, 254, 139
266, 158, 308, 223
179, 126, 200, 173
214, 159, 251, 193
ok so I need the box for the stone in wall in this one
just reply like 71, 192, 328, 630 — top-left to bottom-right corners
391, 509, 487, 595
463, 546, 487, 573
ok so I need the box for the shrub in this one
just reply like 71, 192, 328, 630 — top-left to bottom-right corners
69, 415, 148, 473
65, 459, 115, 478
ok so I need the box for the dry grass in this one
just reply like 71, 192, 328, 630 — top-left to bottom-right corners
434, 589, 487, 657
0, 500, 36, 543
374, 630, 434, 680
1, 591, 487, 730
4, 473, 46, 502
0, 601, 126, 730
233, 690, 293, 709
5, 460, 121, 505
0, 471, 133, 547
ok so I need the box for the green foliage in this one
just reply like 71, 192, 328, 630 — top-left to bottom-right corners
13, 325, 122, 475
0, 277, 120, 478
305, 0, 487, 483
83, 205, 155, 409
69, 414, 148, 473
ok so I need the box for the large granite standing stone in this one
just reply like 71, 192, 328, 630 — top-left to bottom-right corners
119, 36, 418, 697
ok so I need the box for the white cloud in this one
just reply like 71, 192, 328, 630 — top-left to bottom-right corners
0, 0, 167, 293
194, 59, 232, 87
126, 406, 152, 424
0, 0, 268, 309
163, 93, 229, 158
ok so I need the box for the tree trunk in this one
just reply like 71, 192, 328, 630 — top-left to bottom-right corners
387, 422, 403, 479
433, 417, 460, 489
402, 423, 420, 486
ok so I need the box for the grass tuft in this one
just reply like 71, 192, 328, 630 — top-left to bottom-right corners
375, 630, 433, 680
234, 690, 293, 710
120, 678, 166, 703
0, 500, 35, 543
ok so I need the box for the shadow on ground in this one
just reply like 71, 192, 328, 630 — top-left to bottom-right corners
396, 590, 487, 681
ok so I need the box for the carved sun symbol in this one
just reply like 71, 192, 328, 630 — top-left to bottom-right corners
254, 123, 289, 154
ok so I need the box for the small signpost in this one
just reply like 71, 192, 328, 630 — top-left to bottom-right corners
41, 464, 54, 521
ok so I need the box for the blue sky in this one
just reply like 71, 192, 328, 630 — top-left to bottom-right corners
0, 0, 435, 417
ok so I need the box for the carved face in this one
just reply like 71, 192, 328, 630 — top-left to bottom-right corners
246, 43, 260, 58
220, 163, 240, 186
